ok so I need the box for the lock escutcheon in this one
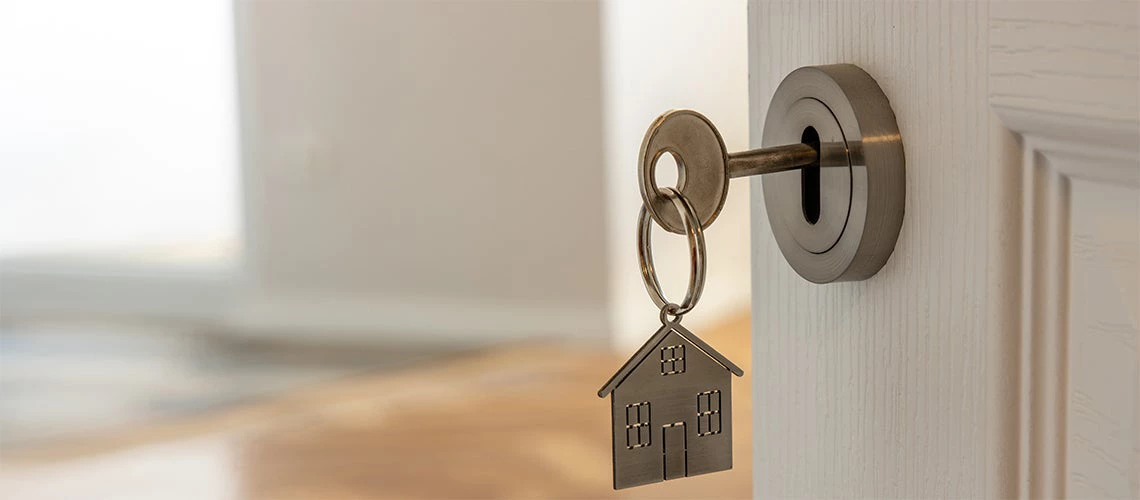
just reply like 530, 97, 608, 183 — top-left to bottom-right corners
761, 64, 905, 283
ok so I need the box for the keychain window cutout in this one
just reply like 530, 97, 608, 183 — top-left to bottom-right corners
625, 402, 651, 449
696, 390, 722, 436
660, 345, 686, 375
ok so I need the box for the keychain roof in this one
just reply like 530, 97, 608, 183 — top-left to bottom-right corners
597, 321, 744, 398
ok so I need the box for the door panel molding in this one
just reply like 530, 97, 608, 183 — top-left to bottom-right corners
990, 4, 1139, 497
1000, 127, 1139, 499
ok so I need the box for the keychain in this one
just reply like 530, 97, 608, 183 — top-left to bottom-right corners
597, 66, 904, 488
597, 185, 744, 490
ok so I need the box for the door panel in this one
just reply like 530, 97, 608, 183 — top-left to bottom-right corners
1066, 178, 1138, 498
748, 1, 1138, 498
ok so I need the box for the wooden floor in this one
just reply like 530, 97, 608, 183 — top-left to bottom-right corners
2, 314, 752, 499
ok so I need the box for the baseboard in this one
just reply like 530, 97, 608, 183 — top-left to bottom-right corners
0, 259, 610, 346
0, 260, 233, 324
225, 293, 610, 346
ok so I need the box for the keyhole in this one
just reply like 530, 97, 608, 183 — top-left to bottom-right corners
800, 126, 821, 225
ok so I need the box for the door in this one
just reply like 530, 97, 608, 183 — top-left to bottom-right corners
662, 422, 687, 480
748, 1, 1139, 498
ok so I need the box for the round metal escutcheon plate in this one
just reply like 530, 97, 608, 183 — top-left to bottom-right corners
762, 64, 905, 283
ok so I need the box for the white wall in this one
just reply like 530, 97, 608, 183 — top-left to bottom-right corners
601, 0, 750, 350
235, 0, 748, 346
1, 0, 750, 350
230, 1, 609, 342
0, 0, 239, 258
0, 0, 240, 324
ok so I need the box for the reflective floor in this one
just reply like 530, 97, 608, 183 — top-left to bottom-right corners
0, 322, 463, 447
0, 315, 751, 499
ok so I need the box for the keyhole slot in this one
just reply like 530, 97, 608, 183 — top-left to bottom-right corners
800, 126, 821, 225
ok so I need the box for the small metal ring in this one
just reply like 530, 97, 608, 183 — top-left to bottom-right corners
637, 186, 706, 316
659, 303, 682, 324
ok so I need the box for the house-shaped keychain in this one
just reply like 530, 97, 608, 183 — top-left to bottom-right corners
597, 321, 744, 489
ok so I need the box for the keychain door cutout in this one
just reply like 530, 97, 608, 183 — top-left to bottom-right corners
662, 422, 687, 480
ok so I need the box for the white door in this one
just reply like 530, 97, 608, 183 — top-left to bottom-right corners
748, 2, 1139, 498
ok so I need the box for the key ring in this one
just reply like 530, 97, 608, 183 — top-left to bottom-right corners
637, 186, 706, 317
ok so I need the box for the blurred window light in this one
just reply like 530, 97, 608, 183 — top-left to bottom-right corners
0, 0, 239, 262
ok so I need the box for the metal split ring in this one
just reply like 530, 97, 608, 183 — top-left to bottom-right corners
637, 186, 706, 317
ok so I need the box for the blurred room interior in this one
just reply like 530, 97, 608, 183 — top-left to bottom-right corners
0, 1, 754, 498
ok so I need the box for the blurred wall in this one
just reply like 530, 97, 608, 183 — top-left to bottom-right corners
0, 1, 239, 324
0, 1, 239, 258
602, 0, 750, 350
1, 0, 750, 350
230, 1, 608, 342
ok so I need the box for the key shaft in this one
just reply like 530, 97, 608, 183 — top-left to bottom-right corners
726, 143, 818, 178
